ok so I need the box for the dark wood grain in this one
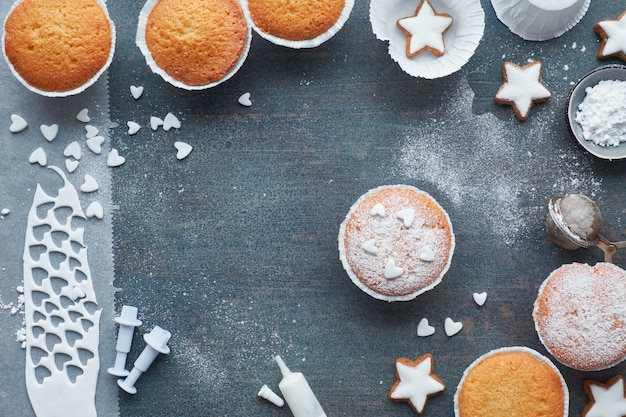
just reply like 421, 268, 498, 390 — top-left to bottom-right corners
107, 1, 626, 416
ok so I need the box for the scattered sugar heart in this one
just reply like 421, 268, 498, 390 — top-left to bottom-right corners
64, 141, 82, 160
86, 201, 104, 219
150, 116, 164, 130
65, 159, 79, 173
86, 136, 104, 154
444, 317, 463, 337
384, 258, 403, 279
9, 114, 28, 133
80, 174, 99, 193
107, 149, 125, 167
28, 147, 47, 166
370, 203, 386, 217
396, 208, 416, 227
85, 125, 99, 138
174, 141, 193, 160
361, 238, 379, 255
163, 112, 181, 131
473, 292, 487, 306
419, 246, 435, 262
130, 85, 144, 100
417, 318, 435, 337
76, 108, 90, 123
238, 92, 252, 107
127, 121, 140, 135
40, 124, 58, 142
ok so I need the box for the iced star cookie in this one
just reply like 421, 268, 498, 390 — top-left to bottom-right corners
533, 262, 626, 371
595, 11, 626, 61
338, 185, 454, 302
455, 347, 568, 417
583, 375, 626, 417
495, 61, 551, 121
390, 354, 445, 415
396, 0, 453, 58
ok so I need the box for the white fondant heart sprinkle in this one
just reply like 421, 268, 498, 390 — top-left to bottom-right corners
370, 203, 386, 217
361, 238, 379, 255
29, 148, 47, 166
64, 141, 82, 160
419, 246, 435, 262
86, 136, 105, 154
9, 114, 28, 133
174, 141, 193, 160
444, 317, 463, 337
86, 201, 104, 219
127, 121, 141, 135
65, 159, 79, 173
71, 286, 86, 300
80, 175, 99, 193
76, 108, 90, 123
473, 292, 488, 306
396, 208, 416, 228
107, 149, 126, 167
238, 92, 252, 107
130, 85, 144, 100
163, 112, 181, 131
150, 116, 164, 130
85, 125, 99, 138
417, 318, 435, 337
40, 124, 58, 142
384, 258, 403, 279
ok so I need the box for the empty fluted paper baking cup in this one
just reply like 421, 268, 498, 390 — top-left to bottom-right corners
241, 0, 354, 49
3, 0, 115, 97
491, 0, 590, 41
136, 0, 252, 90
370, 0, 485, 79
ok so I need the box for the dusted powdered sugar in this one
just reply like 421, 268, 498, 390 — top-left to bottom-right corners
533, 263, 626, 371
575, 79, 626, 147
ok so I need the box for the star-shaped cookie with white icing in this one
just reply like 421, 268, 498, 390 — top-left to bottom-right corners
583, 375, 626, 417
389, 354, 445, 414
595, 12, 626, 61
396, 0, 453, 58
495, 61, 551, 121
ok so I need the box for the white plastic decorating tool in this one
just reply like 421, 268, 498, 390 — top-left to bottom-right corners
118, 326, 171, 394
108, 305, 142, 377
258, 384, 285, 407
275, 356, 327, 417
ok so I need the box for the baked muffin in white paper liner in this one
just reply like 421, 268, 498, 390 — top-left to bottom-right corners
2, 0, 116, 97
370, 0, 485, 79
241, 0, 354, 49
491, 0, 590, 41
136, 0, 252, 90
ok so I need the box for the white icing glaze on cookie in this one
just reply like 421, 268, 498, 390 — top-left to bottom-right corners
390, 354, 445, 414
495, 61, 551, 121
596, 13, 626, 59
396, 0, 453, 57
23, 167, 100, 417
584, 376, 626, 417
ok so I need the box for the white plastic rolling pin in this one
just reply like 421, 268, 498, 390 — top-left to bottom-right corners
275, 355, 327, 417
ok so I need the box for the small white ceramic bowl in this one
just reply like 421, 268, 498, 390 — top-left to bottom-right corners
566, 64, 626, 160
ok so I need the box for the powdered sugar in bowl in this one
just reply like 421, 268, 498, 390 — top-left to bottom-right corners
566, 65, 626, 160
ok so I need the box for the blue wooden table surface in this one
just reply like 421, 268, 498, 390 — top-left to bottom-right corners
107, 1, 626, 416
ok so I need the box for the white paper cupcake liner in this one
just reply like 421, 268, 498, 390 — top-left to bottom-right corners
2, 0, 116, 97
241, 0, 354, 49
491, 0, 591, 41
454, 347, 569, 417
136, 0, 252, 90
370, 0, 484, 79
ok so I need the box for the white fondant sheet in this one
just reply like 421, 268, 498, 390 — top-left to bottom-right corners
0, 2, 118, 417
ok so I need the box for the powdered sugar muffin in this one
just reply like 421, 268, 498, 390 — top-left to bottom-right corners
3, 0, 115, 97
137, 0, 251, 89
338, 185, 454, 302
455, 347, 568, 417
533, 262, 626, 371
